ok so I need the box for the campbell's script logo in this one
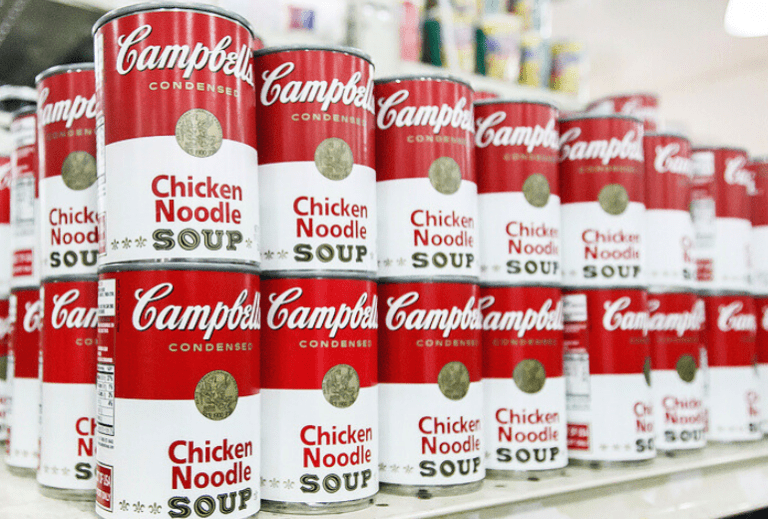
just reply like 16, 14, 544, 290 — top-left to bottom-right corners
51, 289, 97, 330
133, 283, 260, 340
267, 287, 377, 338
38, 88, 97, 128
762, 306, 768, 331
0, 315, 9, 340
23, 299, 43, 334
724, 156, 757, 195
559, 127, 643, 165
115, 25, 254, 86
376, 90, 474, 134
385, 291, 482, 338
717, 301, 757, 332
259, 62, 375, 114
654, 143, 692, 175
647, 298, 704, 337
0, 163, 10, 191
619, 98, 657, 122
475, 111, 558, 152
479, 296, 563, 337
602, 297, 648, 332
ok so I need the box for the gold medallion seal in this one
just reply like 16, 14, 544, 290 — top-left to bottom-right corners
314, 137, 354, 181
428, 157, 462, 195
0, 355, 6, 381
643, 357, 652, 387
61, 151, 97, 190
522, 173, 551, 208
598, 184, 630, 215
322, 364, 360, 408
175, 108, 223, 158
194, 370, 238, 421
513, 359, 546, 394
676, 354, 697, 383
438, 361, 470, 400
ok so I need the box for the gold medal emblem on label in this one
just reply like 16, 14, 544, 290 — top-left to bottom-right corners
175, 108, 223, 158
643, 357, 652, 386
322, 364, 360, 408
428, 157, 462, 195
513, 359, 546, 394
598, 184, 629, 215
0, 355, 6, 381
315, 137, 354, 181
194, 370, 238, 421
61, 151, 97, 190
676, 354, 697, 383
522, 173, 550, 208
438, 361, 470, 400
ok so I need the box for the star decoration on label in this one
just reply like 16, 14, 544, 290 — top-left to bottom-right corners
377, 260, 382, 267
270, 478, 280, 488
612, 444, 620, 450
485, 451, 491, 459
384, 259, 393, 267
119, 500, 129, 512
148, 503, 161, 514
246, 239, 253, 248
378, 463, 387, 472
111, 240, 119, 250
481, 265, 488, 272
135, 237, 147, 248
389, 464, 399, 473
284, 480, 295, 489
264, 250, 275, 260
278, 250, 288, 259
22, 450, 28, 457
492, 265, 501, 272
122, 238, 131, 249
404, 465, 414, 474
133, 502, 145, 513
624, 445, 631, 451
260, 477, 267, 487
62, 467, 70, 475
397, 258, 406, 266
600, 444, 608, 450
43, 465, 49, 473
569, 270, 577, 276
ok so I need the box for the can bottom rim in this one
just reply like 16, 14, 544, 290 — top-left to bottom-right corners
38, 484, 96, 502
380, 480, 482, 498
5, 464, 36, 478
487, 468, 566, 481
261, 496, 374, 515
568, 457, 655, 469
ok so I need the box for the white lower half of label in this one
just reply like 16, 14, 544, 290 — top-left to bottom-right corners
379, 382, 484, 486
645, 209, 694, 288
483, 377, 567, 471
0, 223, 10, 296
752, 227, 768, 295
478, 192, 561, 286
707, 366, 761, 442
652, 370, 706, 451
566, 373, 655, 461
260, 387, 377, 504
38, 382, 96, 490
759, 364, 768, 434
7, 376, 40, 469
697, 217, 751, 292
95, 395, 260, 519
0, 377, 8, 442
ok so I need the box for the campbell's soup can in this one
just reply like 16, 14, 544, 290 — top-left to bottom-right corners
475, 100, 560, 286
644, 133, 694, 289
260, 276, 378, 512
6, 287, 42, 475
755, 296, 768, 434
93, 3, 259, 267
378, 281, 483, 495
751, 158, 768, 295
0, 125, 10, 444
375, 76, 477, 281
647, 291, 706, 451
703, 294, 760, 442
563, 289, 654, 463
586, 93, 658, 131
481, 286, 566, 476
559, 115, 645, 289
96, 266, 260, 519
690, 147, 752, 292
10, 107, 40, 289
254, 46, 376, 276
0, 298, 9, 444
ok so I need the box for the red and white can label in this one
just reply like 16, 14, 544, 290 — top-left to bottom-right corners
559, 117, 645, 288
648, 292, 706, 450
480, 286, 566, 471
260, 277, 378, 504
586, 94, 658, 131
563, 289, 654, 461
644, 134, 695, 288
254, 48, 376, 274
0, 298, 9, 443
94, 8, 258, 266
704, 294, 761, 441
0, 154, 10, 296
755, 297, 768, 433
375, 78, 477, 280
378, 282, 484, 486
96, 269, 260, 518
38, 68, 98, 280
475, 101, 561, 286
10, 113, 40, 288
751, 160, 768, 295
691, 148, 752, 292
7, 287, 42, 469
38, 279, 97, 490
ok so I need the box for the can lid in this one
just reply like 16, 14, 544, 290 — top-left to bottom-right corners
474, 98, 558, 110
35, 63, 95, 85
692, 145, 748, 154
253, 44, 373, 65
558, 113, 643, 124
750, 155, 768, 164
644, 131, 690, 141
374, 73, 473, 91
11, 105, 36, 119
92, 1, 255, 38
588, 92, 658, 104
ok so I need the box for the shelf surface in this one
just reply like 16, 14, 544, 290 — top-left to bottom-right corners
3, 441, 768, 519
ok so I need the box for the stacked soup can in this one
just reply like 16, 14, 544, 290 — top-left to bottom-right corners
691, 146, 760, 442
559, 114, 655, 465
644, 132, 706, 452
0, 112, 11, 446
93, 4, 262, 518
475, 99, 567, 477
586, 93, 659, 132
253, 45, 379, 513
749, 157, 768, 434
375, 75, 483, 496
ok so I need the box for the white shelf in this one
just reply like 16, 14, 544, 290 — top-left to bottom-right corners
3, 441, 768, 519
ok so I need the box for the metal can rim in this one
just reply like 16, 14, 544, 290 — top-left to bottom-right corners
98, 261, 259, 275
92, 1, 255, 39
374, 73, 474, 91
253, 44, 373, 65
691, 145, 748, 154
644, 131, 690, 142
35, 63, 95, 85
588, 92, 659, 104
750, 155, 768, 164
559, 113, 643, 124
11, 105, 36, 119
474, 98, 558, 110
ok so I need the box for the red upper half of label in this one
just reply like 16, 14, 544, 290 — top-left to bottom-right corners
704, 294, 756, 367
0, 298, 8, 357
692, 148, 752, 220
254, 49, 375, 167
97, 10, 256, 147
644, 134, 692, 211
587, 94, 658, 131
475, 101, 559, 195
750, 160, 768, 226
559, 117, 645, 205
375, 78, 475, 183
11, 288, 41, 379
647, 292, 703, 370
755, 296, 768, 363
0, 156, 9, 224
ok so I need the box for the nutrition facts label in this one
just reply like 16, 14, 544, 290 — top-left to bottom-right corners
97, 363, 115, 436
565, 352, 591, 411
